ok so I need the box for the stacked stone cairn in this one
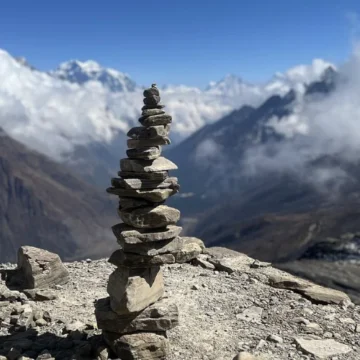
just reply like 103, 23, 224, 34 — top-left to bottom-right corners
95, 84, 199, 359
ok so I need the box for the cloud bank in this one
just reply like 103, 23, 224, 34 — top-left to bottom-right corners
0, 48, 331, 161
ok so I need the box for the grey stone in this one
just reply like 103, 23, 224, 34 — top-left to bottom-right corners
119, 197, 164, 211
118, 205, 180, 229
107, 266, 164, 315
267, 334, 283, 343
109, 250, 175, 268
63, 320, 86, 333
103, 331, 169, 360
127, 137, 171, 148
17, 246, 69, 289
108, 187, 178, 202
142, 108, 165, 117
192, 255, 215, 270
127, 126, 170, 140
118, 170, 168, 181
23, 289, 57, 301
294, 338, 352, 359
268, 273, 351, 305
112, 177, 178, 190
95, 297, 179, 333
143, 86, 160, 97
143, 95, 161, 107
120, 157, 177, 173
118, 236, 184, 256
142, 104, 165, 111
126, 146, 161, 160
173, 238, 204, 263
112, 224, 183, 244
139, 114, 172, 127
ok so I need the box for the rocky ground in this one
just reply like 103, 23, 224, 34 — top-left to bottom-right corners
1, 247, 360, 360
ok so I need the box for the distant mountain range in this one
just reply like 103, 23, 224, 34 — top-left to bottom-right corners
0, 49, 333, 187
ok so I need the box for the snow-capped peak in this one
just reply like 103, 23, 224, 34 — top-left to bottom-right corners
50, 59, 137, 93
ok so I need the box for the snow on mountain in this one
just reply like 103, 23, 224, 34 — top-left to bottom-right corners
50, 60, 137, 93
0, 48, 333, 165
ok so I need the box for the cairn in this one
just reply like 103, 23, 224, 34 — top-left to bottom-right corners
95, 84, 186, 359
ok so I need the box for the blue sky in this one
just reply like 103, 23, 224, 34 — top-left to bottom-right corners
0, 0, 358, 87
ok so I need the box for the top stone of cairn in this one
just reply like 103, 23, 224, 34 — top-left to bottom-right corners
142, 84, 162, 109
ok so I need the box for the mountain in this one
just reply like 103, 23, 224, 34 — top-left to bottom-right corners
0, 49, 333, 188
165, 62, 360, 300
50, 60, 137, 92
0, 128, 117, 263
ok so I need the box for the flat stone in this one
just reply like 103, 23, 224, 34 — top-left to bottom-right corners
108, 187, 178, 203
139, 114, 172, 127
126, 146, 161, 160
119, 197, 163, 211
118, 236, 185, 256
208, 255, 257, 274
268, 273, 351, 305
16, 246, 69, 289
23, 289, 57, 301
103, 331, 169, 360
118, 205, 180, 229
142, 109, 165, 117
127, 126, 170, 140
95, 297, 179, 333
120, 157, 177, 173
118, 170, 169, 181
192, 255, 216, 270
107, 266, 164, 315
143, 95, 161, 107
295, 338, 352, 359
112, 224, 182, 244
109, 250, 175, 268
127, 137, 171, 148
142, 104, 165, 111
112, 177, 178, 190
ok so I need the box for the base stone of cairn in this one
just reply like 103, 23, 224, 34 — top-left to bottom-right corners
95, 84, 201, 359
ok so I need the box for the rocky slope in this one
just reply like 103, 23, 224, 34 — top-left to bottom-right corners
0, 129, 116, 263
0, 247, 359, 360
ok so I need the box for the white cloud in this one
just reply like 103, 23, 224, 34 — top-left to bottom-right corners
243, 43, 360, 192
0, 48, 331, 164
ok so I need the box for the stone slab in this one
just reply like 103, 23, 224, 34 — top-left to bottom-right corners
120, 157, 177, 173
127, 126, 170, 140
108, 187, 178, 202
109, 249, 175, 267
127, 137, 171, 148
139, 114, 172, 127
112, 224, 183, 244
118, 170, 169, 181
107, 266, 164, 315
118, 205, 180, 229
126, 146, 162, 160
95, 297, 179, 334
112, 177, 178, 190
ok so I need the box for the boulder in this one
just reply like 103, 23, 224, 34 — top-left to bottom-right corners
17, 247, 69, 289
95, 297, 179, 333
103, 331, 169, 360
107, 266, 164, 315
